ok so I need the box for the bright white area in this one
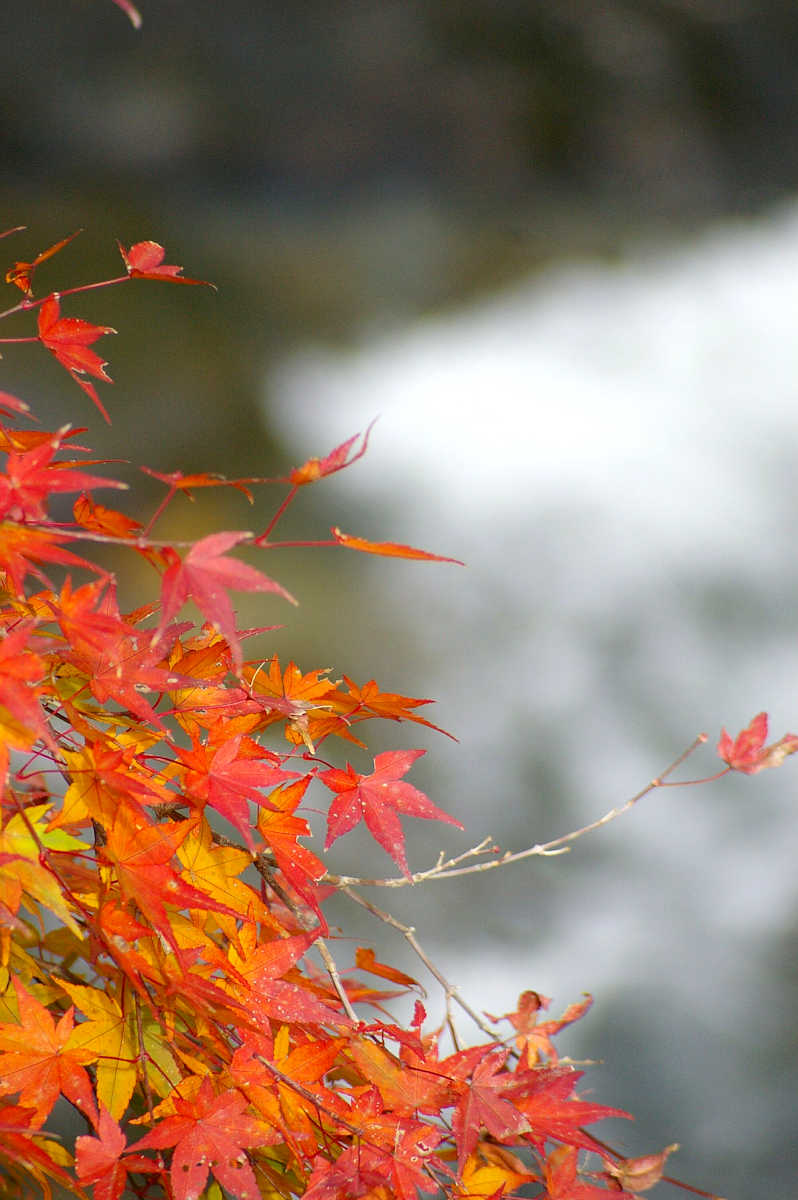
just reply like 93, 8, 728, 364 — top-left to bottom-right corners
264, 205, 798, 1184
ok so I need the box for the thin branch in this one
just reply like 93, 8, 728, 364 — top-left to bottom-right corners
326, 734, 708, 888
341, 885, 498, 1042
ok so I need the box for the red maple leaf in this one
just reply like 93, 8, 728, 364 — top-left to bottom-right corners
257, 777, 327, 922
318, 749, 463, 879
0, 621, 52, 749
717, 711, 798, 774
331, 526, 463, 564
153, 531, 296, 672
544, 1144, 632, 1199
132, 1077, 264, 1200
441, 1045, 530, 1172
0, 430, 125, 522
176, 732, 298, 847
75, 1107, 159, 1200
117, 240, 215, 287
54, 577, 206, 730
37, 293, 116, 422
513, 1067, 631, 1156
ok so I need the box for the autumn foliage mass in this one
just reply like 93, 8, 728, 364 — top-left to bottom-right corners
1, 6, 796, 1200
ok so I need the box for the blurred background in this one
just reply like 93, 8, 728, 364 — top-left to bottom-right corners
3, 1, 798, 1195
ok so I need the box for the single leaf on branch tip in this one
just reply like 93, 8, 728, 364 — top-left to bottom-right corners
288, 422, 375, 485
319, 748, 464, 879
717, 711, 798, 774
602, 1143, 679, 1193
117, 240, 215, 288
5, 230, 82, 298
331, 526, 464, 564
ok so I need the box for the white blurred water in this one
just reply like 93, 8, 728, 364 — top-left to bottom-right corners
264, 206, 798, 1196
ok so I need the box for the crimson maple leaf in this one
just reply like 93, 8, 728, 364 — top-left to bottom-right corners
717, 711, 798, 774
75, 1107, 159, 1200
153, 531, 296, 672
318, 749, 463, 879
513, 1067, 631, 1156
441, 1045, 531, 1172
0, 429, 125, 522
544, 1144, 633, 1199
37, 293, 116, 422
256, 778, 327, 923
132, 1077, 265, 1200
175, 732, 298, 847
118, 240, 215, 287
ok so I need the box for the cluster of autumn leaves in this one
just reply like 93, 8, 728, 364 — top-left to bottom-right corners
0, 230, 792, 1200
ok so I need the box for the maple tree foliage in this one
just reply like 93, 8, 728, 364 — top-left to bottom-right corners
0, 7, 791, 1200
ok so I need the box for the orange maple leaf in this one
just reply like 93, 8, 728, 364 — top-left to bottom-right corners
5, 230, 81, 297
0, 977, 98, 1129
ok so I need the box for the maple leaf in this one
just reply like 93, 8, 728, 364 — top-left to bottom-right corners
347, 1037, 451, 1116
287, 423, 374, 486
602, 1144, 679, 1193
717, 711, 798, 774
141, 464, 256, 502
0, 621, 52, 749
229, 926, 347, 1027
328, 675, 455, 740
513, 1067, 631, 1156
54, 576, 204, 730
319, 749, 463, 879
118, 240, 215, 287
132, 1077, 266, 1200
176, 732, 298, 847
331, 526, 464, 563
37, 293, 116, 422
0, 520, 101, 597
0, 428, 126, 522
100, 802, 240, 954
244, 655, 345, 749
153, 531, 296, 672
544, 1144, 632, 1199
489, 991, 593, 1066
73, 492, 142, 538
256, 777, 327, 923
0, 1103, 76, 1197
75, 1106, 159, 1200
4, 229, 81, 297
0, 976, 98, 1129
443, 1045, 531, 1172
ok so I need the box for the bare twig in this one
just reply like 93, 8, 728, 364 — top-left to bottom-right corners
341, 885, 498, 1042
326, 734, 708, 889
